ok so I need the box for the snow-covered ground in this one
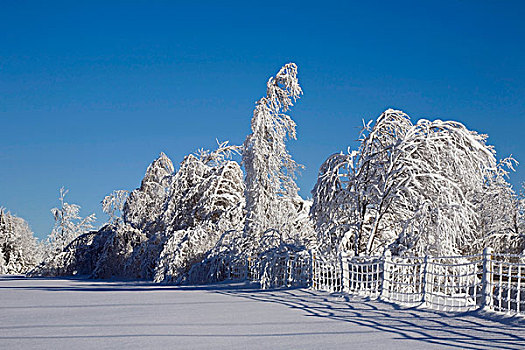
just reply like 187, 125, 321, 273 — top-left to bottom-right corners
1, 276, 523, 349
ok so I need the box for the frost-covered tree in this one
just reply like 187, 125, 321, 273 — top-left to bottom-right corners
37, 144, 246, 282
89, 223, 152, 279
47, 187, 96, 257
242, 63, 312, 253
310, 152, 355, 254
123, 152, 174, 231
29, 229, 107, 277
185, 64, 315, 285
160, 142, 241, 231
312, 110, 416, 255
471, 158, 523, 254
0, 209, 42, 274
515, 182, 525, 252
86, 153, 174, 279
311, 109, 517, 257
102, 190, 129, 225
154, 142, 245, 283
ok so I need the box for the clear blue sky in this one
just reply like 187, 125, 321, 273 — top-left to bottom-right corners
1, 1, 524, 240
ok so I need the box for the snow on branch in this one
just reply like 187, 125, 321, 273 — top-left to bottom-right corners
243, 63, 311, 251
102, 190, 129, 225
48, 187, 96, 256
196, 140, 242, 167
311, 108, 521, 257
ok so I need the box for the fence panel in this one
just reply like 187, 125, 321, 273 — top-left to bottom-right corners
208, 247, 525, 317
489, 254, 525, 316
312, 253, 342, 292
259, 251, 311, 289
342, 255, 383, 298
423, 255, 483, 312
381, 255, 425, 306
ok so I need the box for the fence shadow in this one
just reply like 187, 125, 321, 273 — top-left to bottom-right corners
215, 287, 525, 350
1, 277, 524, 348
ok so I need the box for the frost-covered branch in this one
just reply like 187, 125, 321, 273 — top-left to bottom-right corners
311, 109, 519, 257
196, 140, 242, 167
102, 190, 129, 225
47, 187, 96, 256
243, 63, 311, 252
0, 208, 42, 274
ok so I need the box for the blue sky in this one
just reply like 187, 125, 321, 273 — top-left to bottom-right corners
1, 1, 524, 239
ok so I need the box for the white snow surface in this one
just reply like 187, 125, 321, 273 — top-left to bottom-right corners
1, 276, 524, 349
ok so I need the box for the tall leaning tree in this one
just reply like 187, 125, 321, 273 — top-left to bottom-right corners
242, 63, 308, 253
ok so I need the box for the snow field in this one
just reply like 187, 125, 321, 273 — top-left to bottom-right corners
1, 276, 524, 349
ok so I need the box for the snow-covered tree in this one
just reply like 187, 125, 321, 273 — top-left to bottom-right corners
154, 142, 245, 283
29, 229, 107, 277
516, 182, 525, 252
0, 209, 42, 274
89, 223, 152, 279
242, 63, 312, 253
102, 190, 129, 225
310, 152, 356, 255
86, 153, 175, 280
47, 187, 96, 257
185, 64, 315, 285
36, 144, 245, 282
311, 109, 517, 257
123, 152, 174, 231
312, 110, 416, 255
470, 158, 523, 254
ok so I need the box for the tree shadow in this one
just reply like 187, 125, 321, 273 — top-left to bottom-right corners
215, 287, 525, 350
1, 276, 523, 348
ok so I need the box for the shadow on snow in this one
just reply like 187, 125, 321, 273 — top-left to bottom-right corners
0, 276, 524, 349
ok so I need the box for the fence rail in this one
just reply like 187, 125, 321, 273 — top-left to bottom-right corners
219, 247, 525, 317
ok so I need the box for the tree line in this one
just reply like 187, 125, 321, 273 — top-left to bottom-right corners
1, 63, 524, 281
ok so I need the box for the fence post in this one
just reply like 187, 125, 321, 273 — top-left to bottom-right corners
310, 250, 316, 289
341, 252, 349, 293
244, 256, 248, 280
517, 265, 522, 315
283, 252, 289, 288
381, 250, 391, 300
421, 255, 429, 306
481, 247, 494, 310
226, 258, 231, 280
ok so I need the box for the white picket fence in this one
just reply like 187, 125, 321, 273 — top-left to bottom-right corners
221, 247, 525, 317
